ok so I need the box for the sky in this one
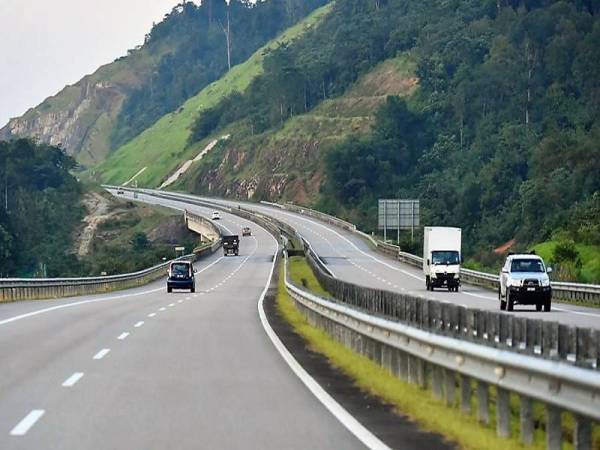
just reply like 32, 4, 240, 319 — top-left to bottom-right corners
0, 0, 191, 128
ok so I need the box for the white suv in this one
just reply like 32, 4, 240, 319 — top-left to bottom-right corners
211, 211, 221, 220
499, 254, 552, 312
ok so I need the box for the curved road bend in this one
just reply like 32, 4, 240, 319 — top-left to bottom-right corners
141, 190, 600, 330
0, 206, 367, 449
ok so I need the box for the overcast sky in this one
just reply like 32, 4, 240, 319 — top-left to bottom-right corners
0, 0, 190, 127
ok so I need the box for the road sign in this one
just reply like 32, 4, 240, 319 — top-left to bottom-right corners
175, 246, 185, 251
378, 199, 420, 241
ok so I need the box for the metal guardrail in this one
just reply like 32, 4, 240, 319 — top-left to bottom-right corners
116, 188, 599, 448
274, 202, 600, 305
284, 253, 599, 449
0, 200, 222, 302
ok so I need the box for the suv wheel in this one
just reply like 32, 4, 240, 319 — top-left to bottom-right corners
544, 298, 551, 312
167, 287, 172, 293
499, 288, 506, 310
536, 303, 542, 312
507, 291, 514, 311
191, 286, 195, 293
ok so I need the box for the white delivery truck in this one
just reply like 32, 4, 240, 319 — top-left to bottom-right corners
423, 227, 462, 292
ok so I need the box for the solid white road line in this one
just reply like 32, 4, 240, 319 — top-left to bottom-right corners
257, 230, 390, 450
117, 332, 130, 340
0, 287, 162, 327
0, 253, 226, 327
93, 349, 110, 360
10, 410, 45, 436
134, 321, 144, 328
62, 372, 84, 387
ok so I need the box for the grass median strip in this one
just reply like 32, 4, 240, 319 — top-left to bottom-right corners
278, 257, 548, 450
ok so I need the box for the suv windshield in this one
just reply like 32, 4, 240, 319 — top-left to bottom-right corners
431, 251, 459, 265
171, 263, 190, 276
511, 259, 545, 273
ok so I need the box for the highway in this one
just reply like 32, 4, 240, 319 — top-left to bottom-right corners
139, 190, 600, 330
0, 205, 372, 449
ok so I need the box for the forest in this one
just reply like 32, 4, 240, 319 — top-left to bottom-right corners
111, 0, 328, 150
187, 0, 600, 281
0, 139, 84, 277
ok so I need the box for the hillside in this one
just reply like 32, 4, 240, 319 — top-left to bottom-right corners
0, 44, 168, 167
94, 4, 333, 187
177, 55, 418, 203
163, 0, 599, 281
1, 0, 327, 168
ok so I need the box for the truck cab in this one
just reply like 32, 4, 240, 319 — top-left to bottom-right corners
223, 235, 239, 256
423, 227, 462, 292
499, 254, 552, 312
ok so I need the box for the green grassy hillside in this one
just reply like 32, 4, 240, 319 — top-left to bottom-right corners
94, 4, 332, 187
175, 54, 417, 203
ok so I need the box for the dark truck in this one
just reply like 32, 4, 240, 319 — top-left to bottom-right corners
223, 235, 239, 256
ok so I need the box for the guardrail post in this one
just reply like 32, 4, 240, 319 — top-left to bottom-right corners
477, 381, 489, 425
496, 387, 511, 438
574, 415, 592, 450
416, 359, 427, 389
444, 368, 455, 407
546, 405, 562, 450
519, 395, 534, 444
398, 349, 409, 381
460, 374, 471, 414
432, 365, 443, 400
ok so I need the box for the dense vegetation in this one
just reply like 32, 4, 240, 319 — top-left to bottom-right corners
189, 0, 389, 142
186, 0, 600, 281
111, 0, 327, 150
0, 139, 83, 277
81, 202, 200, 276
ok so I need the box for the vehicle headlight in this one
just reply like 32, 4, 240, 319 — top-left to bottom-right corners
454, 273, 459, 279
431, 272, 437, 279
510, 279, 522, 287
541, 278, 550, 287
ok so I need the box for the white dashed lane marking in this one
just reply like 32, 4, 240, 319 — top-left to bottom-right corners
117, 332, 130, 340
93, 349, 110, 360
10, 410, 45, 436
62, 372, 84, 387
134, 321, 144, 328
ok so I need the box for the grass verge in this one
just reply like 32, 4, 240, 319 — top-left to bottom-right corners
278, 257, 554, 450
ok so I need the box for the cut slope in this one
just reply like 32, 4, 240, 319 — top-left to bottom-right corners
0, 43, 171, 167
180, 55, 417, 203
95, 4, 333, 187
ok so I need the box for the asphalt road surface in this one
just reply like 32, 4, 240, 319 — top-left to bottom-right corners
141, 189, 600, 330
0, 205, 373, 449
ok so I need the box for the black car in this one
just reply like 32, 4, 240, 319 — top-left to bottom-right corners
167, 261, 196, 293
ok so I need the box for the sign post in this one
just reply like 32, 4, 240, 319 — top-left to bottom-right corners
378, 199, 420, 243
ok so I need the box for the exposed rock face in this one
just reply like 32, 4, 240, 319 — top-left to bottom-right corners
0, 53, 155, 167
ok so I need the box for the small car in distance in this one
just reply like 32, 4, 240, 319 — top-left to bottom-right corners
116, 187, 125, 195
242, 226, 251, 237
167, 260, 196, 293
499, 253, 552, 312
212, 211, 221, 220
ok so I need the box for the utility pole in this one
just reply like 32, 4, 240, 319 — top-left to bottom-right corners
220, 3, 232, 71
